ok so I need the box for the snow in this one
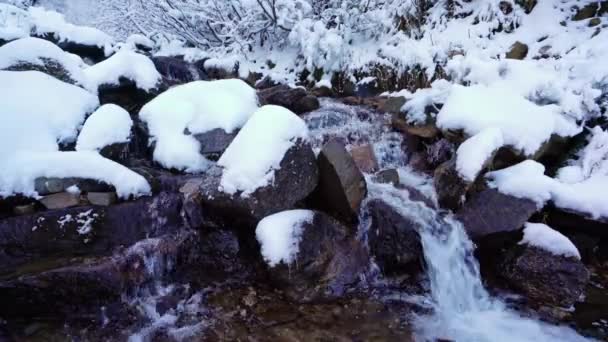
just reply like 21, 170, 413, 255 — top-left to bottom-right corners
520, 223, 581, 260
0, 37, 86, 84
29, 6, 114, 55
84, 50, 161, 92
139, 79, 258, 172
218, 105, 309, 196
456, 127, 504, 182
0, 4, 31, 41
0, 70, 149, 199
255, 209, 315, 267
76, 104, 133, 152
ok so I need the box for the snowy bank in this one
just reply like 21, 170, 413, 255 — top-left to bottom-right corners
256, 210, 315, 267
139, 79, 258, 172
218, 105, 309, 196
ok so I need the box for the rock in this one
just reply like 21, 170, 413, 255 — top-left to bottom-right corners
540, 205, 608, 239
425, 138, 455, 169
589, 17, 602, 27
97, 77, 167, 114
313, 139, 367, 225
192, 128, 238, 161
499, 245, 590, 307
434, 159, 470, 211
5, 59, 78, 85
34, 33, 109, 63
199, 141, 319, 228
367, 199, 423, 275
311, 85, 334, 97
392, 112, 439, 139
255, 75, 278, 89
456, 188, 537, 240
87, 192, 117, 206
13, 203, 36, 216
0, 192, 183, 275
355, 78, 381, 97
350, 144, 379, 173
267, 211, 369, 303
573, 2, 608, 21
39, 192, 80, 210
515, 0, 537, 13
381, 96, 406, 114
151, 56, 201, 85
197, 58, 239, 80
257, 85, 320, 114
0, 231, 197, 318
35, 177, 114, 195
374, 169, 400, 186
98, 142, 130, 163
506, 41, 529, 60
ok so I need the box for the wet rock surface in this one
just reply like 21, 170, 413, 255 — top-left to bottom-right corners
257, 84, 320, 114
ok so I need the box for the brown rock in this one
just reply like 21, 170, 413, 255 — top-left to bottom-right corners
392, 112, 439, 139
434, 159, 470, 211
381, 96, 406, 114
589, 17, 602, 27
39, 192, 80, 210
350, 144, 379, 173
374, 169, 400, 186
87, 192, 117, 206
506, 41, 529, 60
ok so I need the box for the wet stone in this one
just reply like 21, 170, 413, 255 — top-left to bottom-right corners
87, 192, 117, 206
39, 192, 80, 210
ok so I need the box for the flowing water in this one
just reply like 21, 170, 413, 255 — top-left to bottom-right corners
307, 99, 594, 342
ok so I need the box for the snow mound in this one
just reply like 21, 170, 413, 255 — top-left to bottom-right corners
218, 105, 309, 196
0, 70, 148, 199
0, 4, 31, 41
0, 37, 86, 84
84, 50, 161, 92
139, 79, 259, 172
456, 127, 504, 182
520, 223, 580, 260
256, 209, 315, 267
76, 104, 133, 152
29, 6, 114, 55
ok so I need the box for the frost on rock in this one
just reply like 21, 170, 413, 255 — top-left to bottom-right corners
218, 105, 309, 196
520, 223, 581, 260
0, 4, 31, 41
255, 209, 315, 267
0, 37, 87, 84
0, 70, 149, 199
28, 6, 114, 55
139, 79, 259, 172
76, 104, 133, 152
84, 50, 161, 92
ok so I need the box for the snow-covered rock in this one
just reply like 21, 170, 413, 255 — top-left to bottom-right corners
256, 209, 315, 267
139, 79, 259, 172
76, 104, 133, 153
0, 70, 149, 199
0, 37, 86, 85
218, 105, 309, 196
84, 50, 161, 93
520, 223, 580, 259
0, 4, 31, 42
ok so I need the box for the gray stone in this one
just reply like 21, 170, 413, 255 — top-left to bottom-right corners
192, 128, 238, 161
87, 192, 117, 206
39, 192, 80, 210
374, 169, 400, 186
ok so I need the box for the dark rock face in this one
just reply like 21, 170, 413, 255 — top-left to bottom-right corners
98, 141, 130, 163
499, 246, 590, 307
5, 59, 78, 85
392, 113, 439, 139
97, 77, 167, 114
192, 128, 237, 161
374, 168, 400, 185
34, 33, 109, 63
506, 41, 529, 59
434, 159, 470, 211
199, 141, 319, 228
257, 84, 320, 114
267, 211, 369, 303
0, 192, 183, 276
355, 78, 381, 97
151, 56, 202, 85
313, 139, 367, 225
35, 177, 114, 195
456, 188, 537, 240
572, 1, 608, 21
367, 199, 423, 275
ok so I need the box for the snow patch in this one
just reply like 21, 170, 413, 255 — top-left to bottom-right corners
255, 209, 315, 267
0, 4, 31, 41
218, 105, 309, 196
139, 79, 258, 172
84, 50, 161, 92
520, 223, 580, 260
76, 104, 133, 152
456, 127, 504, 182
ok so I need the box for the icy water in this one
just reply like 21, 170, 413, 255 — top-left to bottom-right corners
307, 99, 594, 342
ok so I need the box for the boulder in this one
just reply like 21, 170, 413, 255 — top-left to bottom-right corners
313, 139, 367, 225
192, 128, 238, 161
97, 77, 167, 114
39, 192, 81, 210
0, 192, 183, 275
392, 112, 439, 139
355, 78, 381, 97
87, 192, 117, 206
381, 96, 406, 114
374, 169, 400, 186
572, 2, 608, 21
13, 203, 36, 216
34, 177, 114, 195
5, 59, 78, 85
34, 33, 109, 64
540, 205, 608, 239
257, 84, 320, 114
266, 211, 369, 303
456, 188, 537, 240
434, 159, 470, 211
98, 141, 130, 163
367, 199, 423, 275
199, 141, 319, 228
151, 56, 202, 85
506, 41, 529, 60
499, 245, 590, 307
350, 144, 379, 173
